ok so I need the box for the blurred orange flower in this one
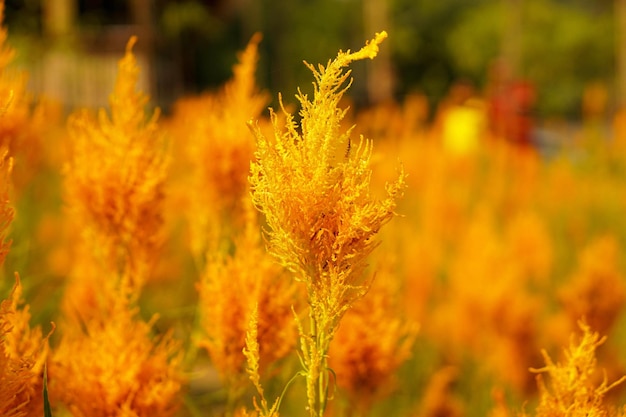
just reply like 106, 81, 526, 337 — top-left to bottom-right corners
64, 36, 169, 297
0, 276, 52, 417
559, 236, 626, 336
170, 33, 269, 261
52, 296, 183, 417
330, 265, 417, 412
528, 321, 626, 417
197, 201, 299, 404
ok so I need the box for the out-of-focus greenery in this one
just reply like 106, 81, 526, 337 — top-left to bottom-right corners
446, 0, 614, 118
3, 0, 619, 117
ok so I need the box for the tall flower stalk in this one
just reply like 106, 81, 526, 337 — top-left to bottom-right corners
171, 33, 269, 263
64, 36, 168, 303
248, 31, 405, 417
54, 37, 182, 416
197, 200, 298, 412
0, 139, 52, 417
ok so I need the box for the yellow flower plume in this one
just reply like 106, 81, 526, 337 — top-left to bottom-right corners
0, 275, 53, 417
51, 297, 183, 417
174, 32, 269, 261
248, 31, 405, 417
197, 199, 298, 407
64, 36, 169, 297
248, 30, 403, 322
528, 321, 626, 417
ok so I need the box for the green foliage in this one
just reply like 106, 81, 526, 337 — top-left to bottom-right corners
445, 0, 614, 117
392, 0, 489, 103
4, 1, 623, 126
43, 364, 52, 417
523, 0, 613, 117
446, 2, 503, 80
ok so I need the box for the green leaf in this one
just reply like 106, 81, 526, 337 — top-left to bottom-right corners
43, 363, 52, 417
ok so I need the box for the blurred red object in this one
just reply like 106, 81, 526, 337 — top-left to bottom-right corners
486, 59, 536, 148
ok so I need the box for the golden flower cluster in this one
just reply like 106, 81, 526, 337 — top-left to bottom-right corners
528, 322, 626, 417
330, 265, 417, 413
51, 297, 182, 417
197, 203, 299, 405
249, 31, 407, 417
249, 30, 404, 331
64, 36, 169, 297
52, 36, 182, 415
0, 114, 51, 417
170, 33, 269, 261
0, 276, 52, 417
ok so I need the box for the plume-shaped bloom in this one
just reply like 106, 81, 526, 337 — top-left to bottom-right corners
249, 29, 403, 335
249, 31, 404, 417
64, 36, 169, 297
53, 36, 182, 416
0, 0, 46, 191
242, 304, 281, 417
0, 276, 52, 417
329, 263, 417, 413
527, 321, 626, 417
51, 296, 183, 417
170, 33, 269, 260
559, 236, 625, 336
197, 200, 298, 406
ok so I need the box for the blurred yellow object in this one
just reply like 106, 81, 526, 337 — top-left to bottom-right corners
441, 99, 486, 156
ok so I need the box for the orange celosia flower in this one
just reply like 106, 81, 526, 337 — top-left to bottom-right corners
329, 264, 417, 413
51, 297, 183, 417
429, 208, 543, 394
249, 30, 402, 296
418, 366, 464, 417
527, 321, 626, 417
559, 236, 625, 336
54, 35, 182, 417
64, 36, 169, 297
170, 33, 269, 260
0, 276, 52, 417
243, 305, 282, 417
197, 200, 298, 405
248, 30, 404, 336
0, 0, 44, 191
249, 31, 405, 417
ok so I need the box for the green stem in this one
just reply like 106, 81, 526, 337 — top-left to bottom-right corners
43, 363, 53, 417
306, 310, 318, 417
318, 331, 329, 416
306, 307, 332, 417
275, 371, 306, 413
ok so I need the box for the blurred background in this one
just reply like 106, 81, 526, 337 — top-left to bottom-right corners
2, 0, 623, 123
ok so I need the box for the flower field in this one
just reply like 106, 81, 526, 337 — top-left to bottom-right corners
3, 6, 626, 417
